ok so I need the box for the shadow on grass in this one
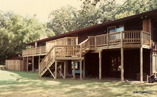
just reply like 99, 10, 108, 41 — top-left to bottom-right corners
0, 70, 156, 97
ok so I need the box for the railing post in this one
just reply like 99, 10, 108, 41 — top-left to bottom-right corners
80, 45, 82, 57
121, 31, 123, 47
107, 33, 109, 48
88, 36, 90, 48
141, 31, 143, 47
95, 36, 96, 48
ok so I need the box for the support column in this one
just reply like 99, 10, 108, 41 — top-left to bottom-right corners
27, 57, 28, 72
64, 61, 66, 79
80, 60, 83, 80
140, 48, 143, 82
73, 61, 75, 79
55, 61, 57, 79
32, 56, 34, 72
38, 56, 40, 75
99, 51, 102, 79
150, 49, 153, 75
60, 63, 62, 77
83, 59, 86, 79
121, 48, 124, 81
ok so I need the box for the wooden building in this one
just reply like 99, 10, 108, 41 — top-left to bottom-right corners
21, 9, 157, 82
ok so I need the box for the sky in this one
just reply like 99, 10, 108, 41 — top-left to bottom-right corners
0, 0, 124, 23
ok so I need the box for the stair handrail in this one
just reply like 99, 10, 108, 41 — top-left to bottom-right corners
79, 38, 90, 52
39, 46, 55, 74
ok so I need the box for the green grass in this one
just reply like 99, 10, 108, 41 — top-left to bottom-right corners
0, 70, 157, 97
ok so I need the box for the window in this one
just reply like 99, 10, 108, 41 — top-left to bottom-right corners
108, 26, 116, 33
71, 62, 78, 70
116, 26, 124, 32
111, 56, 121, 71
107, 26, 124, 33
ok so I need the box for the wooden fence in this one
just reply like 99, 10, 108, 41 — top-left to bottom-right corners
5, 60, 24, 71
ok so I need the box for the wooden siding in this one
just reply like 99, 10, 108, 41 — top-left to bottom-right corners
143, 19, 151, 33
124, 20, 142, 31
5, 60, 24, 71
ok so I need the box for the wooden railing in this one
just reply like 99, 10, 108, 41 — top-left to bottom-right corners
79, 38, 90, 51
46, 37, 78, 52
39, 45, 81, 75
153, 42, 157, 55
23, 31, 150, 57
142, 31, 151, 45
22, 46, 46, 57
39, 46, 55, 74
55, 45, 81, 57
23, 37, 78, 57
88, 30, 151, 48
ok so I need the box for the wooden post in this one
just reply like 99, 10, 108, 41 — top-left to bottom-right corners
32, 56, 34, 72
140, 47, 143, 82
99, 51, 102, 79
55, 61, 57, 79
107, 33, 109, 48
64, 61, 66, 79
95, 36, 97, 48
83, 59, 86, 79
27, 57, 28, 72
60, 63, 62, 77
73, 61, 75, 79
121, 48, 124, 81
80, 60, 83, 80
121, 31, 123, 47
38, 56, 40, 75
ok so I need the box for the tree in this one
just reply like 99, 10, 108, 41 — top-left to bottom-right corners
48, 6, 78, 35
115, 0, 157, 19
0, 12, 48, 63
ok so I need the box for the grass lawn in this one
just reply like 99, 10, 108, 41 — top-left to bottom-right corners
0, 70, 157, 97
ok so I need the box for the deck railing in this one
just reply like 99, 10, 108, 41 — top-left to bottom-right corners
88, 30, 151, 48
39, 45, 81, 74
39, 46, 55, 74
22, 37, 78, 57
22, 46, 46, 57
55, 45, 81, 57
23, 31, 150, 57
153, 42, 157, 55
46, 37, 78, 52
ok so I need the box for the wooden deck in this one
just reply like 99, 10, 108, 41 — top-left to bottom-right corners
22, 46, 46, 57
22, 30, 151, 57
88, 30, 151, 50
22, 30, 151, 81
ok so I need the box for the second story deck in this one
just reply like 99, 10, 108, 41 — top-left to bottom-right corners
22, 30, 151, 57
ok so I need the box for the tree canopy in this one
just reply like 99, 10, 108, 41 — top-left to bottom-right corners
47, 0, 157, 35
0, 12, 48, 63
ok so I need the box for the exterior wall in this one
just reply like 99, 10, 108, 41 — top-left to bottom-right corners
85, 49, 150, 80
124, 20, 142, 31
152, 21, 157, 42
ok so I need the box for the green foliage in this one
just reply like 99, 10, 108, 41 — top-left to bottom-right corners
48, 0, 157, 35
0, 12, 47, 62
48, 6, 78, 35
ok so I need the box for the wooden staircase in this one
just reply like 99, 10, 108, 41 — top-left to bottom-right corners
39, 38, 91, 79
